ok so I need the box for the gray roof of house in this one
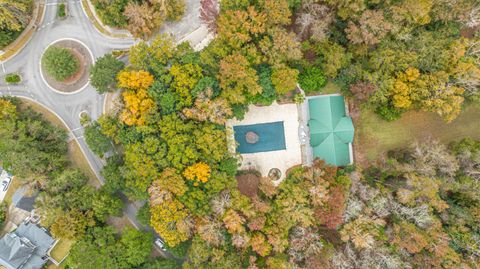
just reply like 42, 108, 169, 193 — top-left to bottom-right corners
12, 187, 37, 212
0, 222, 55, 269
0, 233, 34, 269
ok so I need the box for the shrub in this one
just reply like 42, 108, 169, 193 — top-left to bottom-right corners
0, 202, 6, 226
42, 46, 79, 81
298, 66, 327, 93
376, 104, 403, 122
0, 31, 16, 49
5, 73, 21, 84
58, 3, 66, 18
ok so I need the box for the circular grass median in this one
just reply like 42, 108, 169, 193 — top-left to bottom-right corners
42, 46, 79, 82
40, 39, 94, 93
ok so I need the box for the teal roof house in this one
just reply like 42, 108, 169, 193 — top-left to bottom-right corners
308, 95, 354, 166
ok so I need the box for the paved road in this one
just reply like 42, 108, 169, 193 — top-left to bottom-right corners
0, 0, 203, 259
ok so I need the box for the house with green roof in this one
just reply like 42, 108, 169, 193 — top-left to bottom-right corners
307, 95, 354, 166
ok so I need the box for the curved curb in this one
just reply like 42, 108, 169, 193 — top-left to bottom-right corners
80, 0, 134, 40
39, 38, 95, 95
15, 96, 103, 183
102, 92, 108, 115
0, 2, 46, 63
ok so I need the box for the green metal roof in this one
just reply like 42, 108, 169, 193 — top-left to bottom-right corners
308, 95, 354, 166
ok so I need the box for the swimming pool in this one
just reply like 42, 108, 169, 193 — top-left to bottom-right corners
233, 121, 286, 154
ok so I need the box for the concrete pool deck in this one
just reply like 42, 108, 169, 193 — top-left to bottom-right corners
227, 102, 302, 181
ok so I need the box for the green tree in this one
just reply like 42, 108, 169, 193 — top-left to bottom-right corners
92, 0, 129, 27
0, 202, 6, 226
136, 202, 151, 226
120, 228, 154, 266
69, 226, 154, 268
68, 226, 126, 269
90, 53, 125, 93
140, 259, 182, 269
45, 168, 88, 194
42, 46, 79, 81
100, 155, 126, 193
85, 122, 112, 158
0, 99, 68, 181
92, 190, 123, 222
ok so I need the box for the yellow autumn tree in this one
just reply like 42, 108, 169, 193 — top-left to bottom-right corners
222, 209, 245, 234
250, 232, 272, 257
150, 198, 192, 246
117, 70, 154, 90
0, 99, 17, 119
117, 70, 155, 126
391, 67, 420, 109
120, 88, 155, 126
183, 162, 211, 186
391, 67, 464, 122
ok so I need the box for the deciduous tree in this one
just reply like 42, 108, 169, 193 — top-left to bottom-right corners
218, 54, 262, 104
150, 198, 193, 246
50, 209, 95, 240
124, 2, 162, 39
0, 0, 31, 31
183, 162, 211, 186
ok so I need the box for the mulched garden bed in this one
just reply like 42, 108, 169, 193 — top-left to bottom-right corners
236, 170, 261, 198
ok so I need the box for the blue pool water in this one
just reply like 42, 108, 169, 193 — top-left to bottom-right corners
233, 121, 286, 154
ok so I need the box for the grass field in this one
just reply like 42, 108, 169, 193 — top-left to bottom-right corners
354, 104, 480, 165
50, 239, 74, 263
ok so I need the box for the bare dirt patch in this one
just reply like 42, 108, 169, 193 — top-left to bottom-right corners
460, 26, 479, 39
236, 171, 260, 198
41, 39, 93, 93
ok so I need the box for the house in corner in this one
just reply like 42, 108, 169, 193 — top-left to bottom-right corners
0, 221, 56, 269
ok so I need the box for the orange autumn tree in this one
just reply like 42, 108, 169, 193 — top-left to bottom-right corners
183, 162, 211, 186
117, 70, 155, 126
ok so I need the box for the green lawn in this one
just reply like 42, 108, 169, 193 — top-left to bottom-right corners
354, 104, 480, 165
51, 239, 74, 260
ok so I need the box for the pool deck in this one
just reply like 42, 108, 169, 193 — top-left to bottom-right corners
227, 102, 302, 181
